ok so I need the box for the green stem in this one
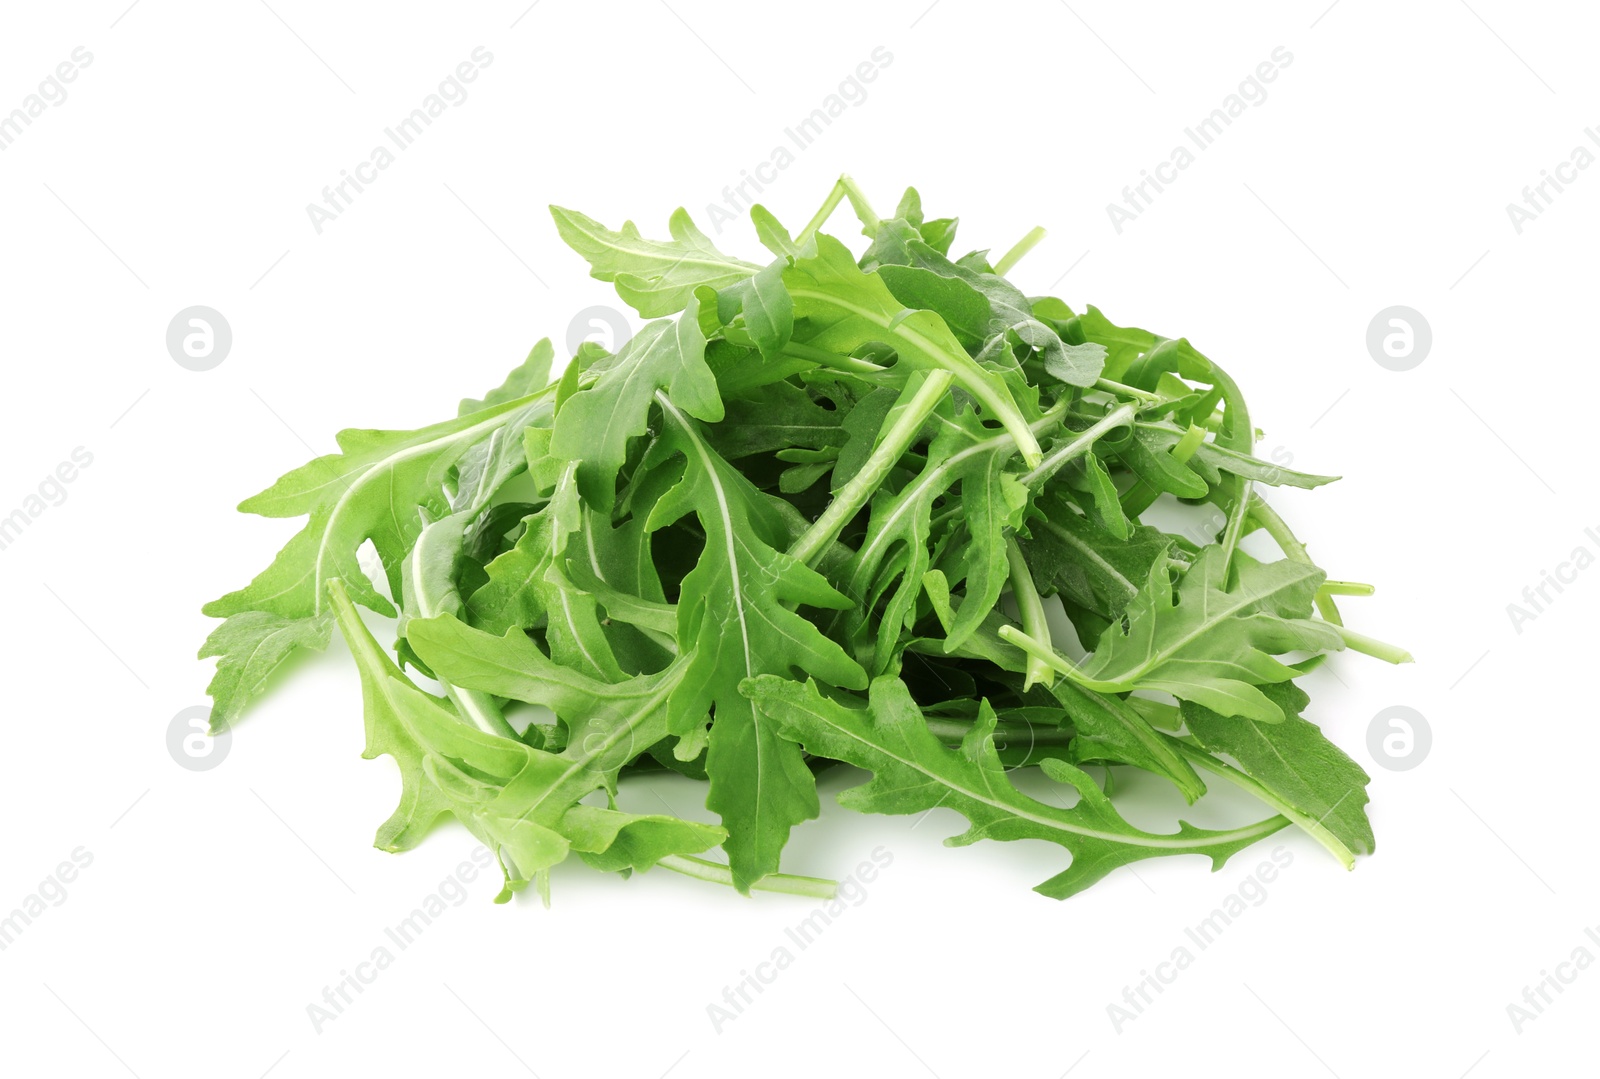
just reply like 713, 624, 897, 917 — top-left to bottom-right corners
1170, 740, 1358, 870
405, 517, 519, 740
797, 183, 847, 244
1168, 423, 1207, 465
924, 716, 1076, 746
838, 174, 881, 236
791, 370, 956, 567
1319, 580, 1375, 597
782, 285, 1044, 468
779, 340, 887, 375
657, 854, 838, 899
1005, 537, 1054, 690
996, 624, 1120, 692
1095, 377, 1163, 404
797, 174, 880, 242
1249, 495, 1343, 625
1175, 345, 1253, 577
1020, 402, 1136, 486
993, 226, 1047, 275
1335, 625, 1414, 665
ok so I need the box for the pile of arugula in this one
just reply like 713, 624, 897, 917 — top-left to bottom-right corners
200, 176, 1409, 903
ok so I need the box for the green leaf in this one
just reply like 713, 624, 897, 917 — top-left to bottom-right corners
459, 339, 555, 416
1021, 500, 1169, 624
200, 393, 551, 723
464, 464, 625, 681
717, 260, 794, 358
749, 204, 801, 258
745, 675, 1288, 899
332, 582, 722, 901
549, 298, 718, 509
550, 205, 761, 317
1179, 682, 1374, 865
835, 398, 1038, 671
197, 610, 332, 731
1052, 680, 1204, 803
783, 234, 1044, 467
1077, 548, 1345, 721
863, 217, 1104, 387
648, 395, 868, 890
1080, 450, 1130, 539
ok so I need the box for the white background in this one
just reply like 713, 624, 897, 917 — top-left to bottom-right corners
0, 0, 1593, 1075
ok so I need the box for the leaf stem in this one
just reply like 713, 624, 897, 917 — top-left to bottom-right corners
791, 370, 956, 567
1094, 377, 1163, 404
1319, 580, 1375, 597
993, 226, 1047, 275
997, 624, 1120, 691
1169, 740, 1358, 870
924, 716, 1076, 746
838, 174, 881, 237
657, 854, 838, 899
780, 340, 888, 375
796, 183, 847, 244
1334, 624, 1414, 665
1249, 495, 1343, 625
1005, 537, 1054, 690
1203, 359, 1254, 578
797, 174, 881, 243
1020, 402, 1137, 486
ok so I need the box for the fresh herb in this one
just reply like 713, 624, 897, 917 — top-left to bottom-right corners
201, 176, 1408, 902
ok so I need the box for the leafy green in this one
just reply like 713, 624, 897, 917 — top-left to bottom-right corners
201, 176, 1406, 904
745, 675, 1287, 899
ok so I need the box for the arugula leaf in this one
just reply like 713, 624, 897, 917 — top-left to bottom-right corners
205, 176, 1406, 904
833, 396, 1040, 671
549, 298, 718, 509
332, 581, 723, 901
550, 205, 761, 317
1011, 547, 1345, 722
200, 392, 551, 727
647, 394, 868, 890
783, 234, 1045, 467
1177, 682, 1374, 865
745, 675, 1288, 899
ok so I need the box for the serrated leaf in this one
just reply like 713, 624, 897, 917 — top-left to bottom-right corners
200, 393, 551, 723
647, 394, 868, 890
550, 205, 761, 317
783, 234, 1043, 467
1078, 548, 1345, 721
1180, 681, 1374, 864
332, 582, 723, 901
550, 298, 718, 509
459, 339, 555, 416
745, 675, 1287, 899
